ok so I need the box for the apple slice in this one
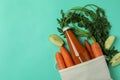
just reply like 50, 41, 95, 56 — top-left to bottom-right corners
110, 52, 120, 66
105, 35, 115, 50
49, 34, 64, 47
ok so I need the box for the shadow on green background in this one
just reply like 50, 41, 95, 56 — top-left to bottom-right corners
0, 0, 120, 80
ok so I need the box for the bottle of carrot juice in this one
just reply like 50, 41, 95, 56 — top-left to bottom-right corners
63, 27, 91, 64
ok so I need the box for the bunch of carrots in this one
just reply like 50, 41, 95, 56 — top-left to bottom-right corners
49, 31, 103, 70
56, 40, 103, 70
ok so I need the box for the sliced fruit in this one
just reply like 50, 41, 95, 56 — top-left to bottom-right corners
49, 34, 64, 47
110, 52, 120, 66
105, 35, 115, 50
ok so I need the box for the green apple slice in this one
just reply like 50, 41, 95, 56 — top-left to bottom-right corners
110, 52, 120, 66
105, 35, 115, 50
49, 34, 64, 47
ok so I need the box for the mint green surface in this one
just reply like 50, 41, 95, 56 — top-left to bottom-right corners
0, 0, 120, 80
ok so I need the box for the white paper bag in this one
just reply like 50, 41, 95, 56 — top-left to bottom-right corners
59, 56, 112, 80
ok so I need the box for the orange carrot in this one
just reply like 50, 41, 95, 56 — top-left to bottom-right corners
60, 46, 75, 67
55, 52, 66, 70
84, 40, 94, 59
91, 42, 103, 57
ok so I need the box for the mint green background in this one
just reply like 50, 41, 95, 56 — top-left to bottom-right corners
0, 0, 120, 80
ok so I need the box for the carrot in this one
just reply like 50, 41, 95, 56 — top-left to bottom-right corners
60, 46, 75, 67
55, 52, 66, 70
91, 42, 103, 57
84, 40, 94, 59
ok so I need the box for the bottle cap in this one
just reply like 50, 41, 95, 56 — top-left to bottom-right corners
63, 27, 71, 32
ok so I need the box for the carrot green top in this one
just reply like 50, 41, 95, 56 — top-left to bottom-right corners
57, 4, 119, 62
